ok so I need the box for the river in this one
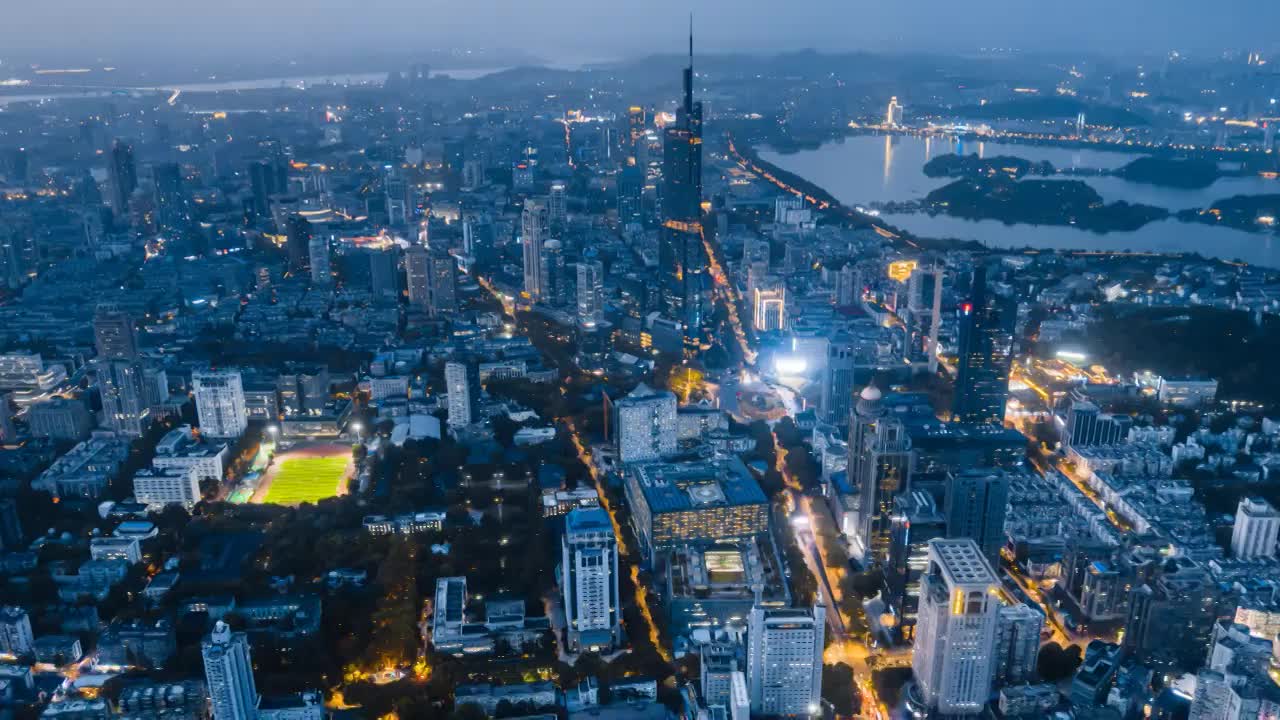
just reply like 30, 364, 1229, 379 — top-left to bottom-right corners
759, 134, 1280, 267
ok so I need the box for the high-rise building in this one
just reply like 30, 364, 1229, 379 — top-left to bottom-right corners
548, 181, 567, 228
994, 603, 1044, 686
701, 642, 738, 707
612, 383, 678, 463
153, 162, 189, 234
617, 165, 644, 227
426, 250, 457, 317
192, 370, 247, 439
202, 621, 259, 720
369, 247, 401, 298
445, 361, 477, 429
952, 265, 1016, 424
659, 28, 708, 347
561, 507, 622, 652
848, 385, 913, 564
627, 105, 647, 160
576, 261, 605, 328
539, 239, 567, 308
385, 175, 410, 227
133, 468, 202, 510
819, 334, 856, 426
308, 233, 330, 285
746, 605, 825, 718
94, 305, 139, 361
522, 199, 549, 301
0, 606, 33, 657
944, 469, 1011, 565
835, 263, 861, 308
99, 359, 149, 437
883, 491, 946, 643
886, 96, 904, 127
404, 245, 431, 310
1231, 497, 1280, 560
283, 214, 312, 275
905, 264, 943, 372
911, 539, 1000, 717
108, 140, 138, 218
248, 158, 287, 218
752, 281, 787, 332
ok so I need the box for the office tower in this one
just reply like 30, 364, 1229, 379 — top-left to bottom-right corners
94, 305, 139, 361
385, 175, 410, 226
994, 604, 1044, 686
445, 361, 477, 429
612, 383, 678, 463
952, 265, 1016, 424
819, 334, 856, 426
752, 281, 786, 332
522, 199, 549, 301
906, 264, 943, 372
308, 233, 330, 285
701, 642, 738, 707
627, 105, 647, 158
659, 27, 708, 346
404, 245, 431, 310
0, 607, 33, 656
202, 621, 259, 720
746, 605, 825, 717
576, 261, 605, 328
108, 140, 138, 218
427, 250, 457, 317
192, 370, 247, 439
561, 508, 622, 652
283, 214, 312, 275
884, 491, 946, 643
153, 162, 189, 234
1231, 497, 1280, 559
1123, 560, 1219, 671
848, 385, 913, 564
99, 359, 149, 437
549, 181, 567, 227
912, 539, 1000, 717
369, 247, 400, 298
617, 165, 644, 226
886, 96, 904, 126
539, 239, 567, 308
944, 469, 1011, 564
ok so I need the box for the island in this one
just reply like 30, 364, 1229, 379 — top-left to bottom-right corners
1177, 194, 1280, 233
1116, 156, 1225, 189
921, 175, 1169, 232
922, 153, 1055, 180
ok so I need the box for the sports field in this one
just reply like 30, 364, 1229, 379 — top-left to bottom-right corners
255, 444, 351, 505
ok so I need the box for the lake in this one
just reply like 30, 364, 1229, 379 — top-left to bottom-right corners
759, 134, 1280, 267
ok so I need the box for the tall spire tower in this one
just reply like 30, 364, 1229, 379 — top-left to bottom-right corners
684, 15, 694, 117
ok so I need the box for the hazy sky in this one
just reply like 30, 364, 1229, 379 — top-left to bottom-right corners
4, 0, 1278, 65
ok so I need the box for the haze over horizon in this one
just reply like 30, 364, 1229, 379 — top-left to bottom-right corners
4, 0, 1280, 68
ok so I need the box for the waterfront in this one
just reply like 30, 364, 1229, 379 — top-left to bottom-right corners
760, 134, 1280, 267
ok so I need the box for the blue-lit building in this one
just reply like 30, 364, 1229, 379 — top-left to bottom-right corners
952, 265, 1016, 424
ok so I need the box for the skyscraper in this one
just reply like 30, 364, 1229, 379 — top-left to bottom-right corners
1231, 497, 1280, 559
611, 383, 678, 464
746, 605, 825, 717
202, 621, 259, 720
192, 370, 247, 439
94, 305, 139, 361
444, 361, 477, 429
911, 539, 1000, 717
108, 140, 138, 218
752, 281, 787, 332
369, 247, 401, 298
883, 490, 946, 643
427, 249, 457, 317
561, 507, 622, 652
819, 333, 856, 427
944, 468, 1011, 565
548, 181, 567, 228
404, 245, 431, 311
539, 239, 567, 308
994, 603, 1044, 686
848, 385, 913, 564
283, 214, 312, 275
576, 261, 605, 328
659, 27, 708, 347
153, 162, 190, 234
521, 199, 549, 301
617, 165, 645, 227
308, 233, 330, 285
952, 265, 1016, 424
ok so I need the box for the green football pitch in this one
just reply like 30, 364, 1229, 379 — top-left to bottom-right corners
262, 454, 348, 504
